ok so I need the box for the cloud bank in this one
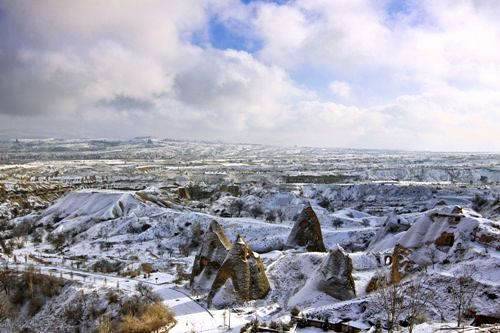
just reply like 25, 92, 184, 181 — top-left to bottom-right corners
0, 0, 499, 151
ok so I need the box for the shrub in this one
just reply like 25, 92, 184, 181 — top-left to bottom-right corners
135, 282, 160, 302
0, 267, 14, 296
230, 199, 244, 216
123, 269, 140, 278
265, 211, 276, 223
11, 267, 65, 305
120, 295, 149, 317
106, 290, 120, 304
190, 223, 203, 248
0, 294, 15, 320
97, 316, 113, 333
318, 197, 331, 210
141, 263, 153, 277
31, 228, 43, 243
92, 259, 123, 274
250, 205, 263, 218
120, 302, 175, 333
63, 296, 84, 324
0, 266, 65, 318
332, 219, 343, 229
2, 240, 13, 255
47, 232, 67, 250
12, 221, 35, 238
174, 265, 189, 284
290, 306, 301, 317
28, 294, 44, 316
87, 291, 103, 319
472, 194, 488, 210
100, 242, 113, 250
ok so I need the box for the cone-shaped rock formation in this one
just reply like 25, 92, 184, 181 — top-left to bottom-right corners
190, 220, 232, 290
286, 203, 326, 252
316, 245, 356, 300
207, 235, 270, 306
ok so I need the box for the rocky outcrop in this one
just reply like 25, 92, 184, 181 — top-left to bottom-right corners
380, 206, 500, 281
397, 206, 476, 250
434, 231, 455, 247
365, 272, 387, 293
286, 203, 326, 252
316, 245, 356, 300
390, 243, 415, 284
207, 235, 270, 306
190, 220, 232, 290
368, 212, 410, 249
0, 180, 69, 220
473, 221, 500, 251
473, 196, 500, 221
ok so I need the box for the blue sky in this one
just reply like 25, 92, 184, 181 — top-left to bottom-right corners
200, 0, 426, 104
207, 0, 415, 51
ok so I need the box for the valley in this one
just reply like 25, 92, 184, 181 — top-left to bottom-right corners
0, 138, 498, 332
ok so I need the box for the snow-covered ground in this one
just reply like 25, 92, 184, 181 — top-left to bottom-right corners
1, 186, 497, 332
0, 140, 499, 332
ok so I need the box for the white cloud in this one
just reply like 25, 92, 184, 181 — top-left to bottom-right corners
328, 81, 351, 98
0, 0, 499, 151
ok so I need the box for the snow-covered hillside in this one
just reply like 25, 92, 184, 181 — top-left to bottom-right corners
1, 185, 497, 332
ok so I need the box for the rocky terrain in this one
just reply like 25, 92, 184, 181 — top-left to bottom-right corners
0, 138, 498, 332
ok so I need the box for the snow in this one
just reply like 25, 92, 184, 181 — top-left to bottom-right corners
42, 191, 140, 221
3, 181, 499, 332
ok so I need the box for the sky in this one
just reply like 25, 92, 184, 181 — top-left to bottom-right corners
0, 0, 499, 151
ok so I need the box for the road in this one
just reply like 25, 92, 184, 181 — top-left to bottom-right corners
156, 287, 219, 333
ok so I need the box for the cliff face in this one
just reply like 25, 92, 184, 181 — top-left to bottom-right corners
190, 220, 232, 290
316, 245, 356, 300
286, 203, 326, 252
207, 235, 270, 306
0, 181, 69, 220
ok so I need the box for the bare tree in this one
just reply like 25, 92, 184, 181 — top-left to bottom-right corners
373, 278, 405, 332
332, 218, 343, 229
229, 199, 244, 217
403, 273, 435, 333
135, 282, 160, 302
449, 265, 480, 327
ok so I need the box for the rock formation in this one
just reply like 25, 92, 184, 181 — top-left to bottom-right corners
383, 206, 500, 282
190, 220, 232, 290
207, 235, 270, 306
434, 231, 455, 247
286, 203, 326, 252
368, 212, 411, 249
316, 245, 356, 300
390, 243, 415, 284
365, 271, 387, 293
